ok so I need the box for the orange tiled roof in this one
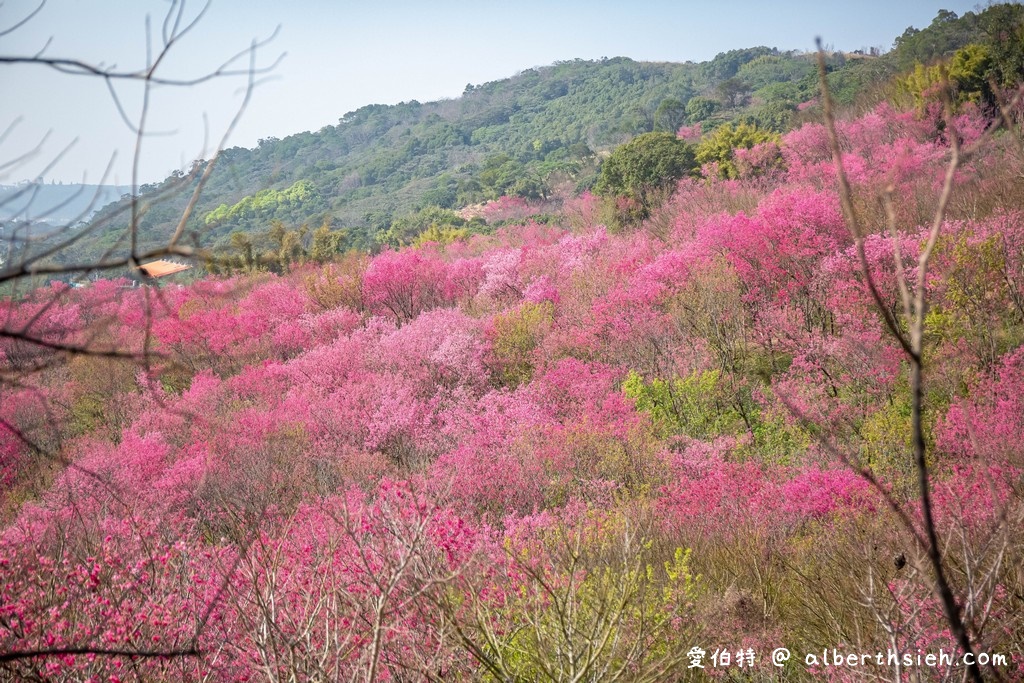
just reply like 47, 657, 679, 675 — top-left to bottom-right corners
137, 260, 192, 278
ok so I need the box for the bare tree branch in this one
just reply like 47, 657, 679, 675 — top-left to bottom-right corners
0, 646, 199, 664
815, 40, 1024, 683
0, 0, 44, 38
0, 0, 281, 670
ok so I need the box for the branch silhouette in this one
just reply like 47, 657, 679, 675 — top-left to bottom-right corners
0, 0, 280, 669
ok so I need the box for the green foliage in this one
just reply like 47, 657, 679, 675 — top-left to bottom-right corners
420, 174, 459, 209
70, 6, 1022, 262
716, 77, 752, 108
310, 223, 347, 263
858, 395, 915, 493
381, 205, 466, 247
737, 53, 815, 90
748, 409, 811, 466
210, 217, 347, 274
653, 97, 686, 133
225, 231, 257, 273
894, 62, 944, 111
204, 179, 325, 228
67, 355, 138, 440
927, 230, 1024, 368
489, 301, 553, 388
684, 96, 719, 123
62, 53, 843, 261
595, 132, 695, 201
476, 512, 699, 683
865, 5, 1024, 110
477, 154, 544, 200
978, 3, 1024, 88
411, 224, 469, 247
744, 100, 797, 133
694, 122, 778, 179
277, 226, 307, 269
892, 9, 977, 71
701, 46, 779, 82
895, 43, 994, 110
623, 369, 742, 440
949, 42, 997, 103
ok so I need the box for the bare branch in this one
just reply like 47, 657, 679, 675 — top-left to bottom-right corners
815, 41, 913, 358
0, 2, 281, 668
0, 32, 284, 87
0, 646, 199, 664
0, 0, 44, 38
812, 40, 1024, 683
0, 128, 55, 175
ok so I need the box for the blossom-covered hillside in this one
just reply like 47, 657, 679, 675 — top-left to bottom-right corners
2, 100, 1023, 680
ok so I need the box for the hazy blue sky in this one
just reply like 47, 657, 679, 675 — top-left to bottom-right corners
0, 0, 985, 184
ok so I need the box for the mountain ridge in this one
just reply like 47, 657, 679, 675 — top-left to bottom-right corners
23, 4, 1024, 272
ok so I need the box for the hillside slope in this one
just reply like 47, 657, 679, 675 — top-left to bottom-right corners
38, 4, 1024, 270
68, 50, 827, 260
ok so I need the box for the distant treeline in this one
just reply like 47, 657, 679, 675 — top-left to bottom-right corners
28, 4, 1024, 273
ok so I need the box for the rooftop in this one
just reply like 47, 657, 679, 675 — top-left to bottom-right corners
136, 260, 192, 278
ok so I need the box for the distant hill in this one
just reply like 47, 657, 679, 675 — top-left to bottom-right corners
0, 183, 131, 225
66, 50, 829, 261
42, 4, 1024, 267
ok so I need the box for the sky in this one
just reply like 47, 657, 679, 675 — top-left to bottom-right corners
0, 0, 988, 185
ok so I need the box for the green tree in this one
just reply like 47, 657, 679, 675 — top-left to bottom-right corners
310, 223, 347, 263
596, 132, 696, 224
623, 369, 742, 440
949, 43, 994, 103
268, 219, 287, 247
595, 132, 695, 201
488, 301, 553, 388
747, 101, 797, 133
716, 77, 752, 108
478, 154, 526, 199
895, 43, 994, 112
412, 224, 469, 247
892, 9, 978, 70
979, 3, 1024, 88
653, 97, 686, 133
228, 231, 257, 273
382, 206, 466, 247
694, 122, 778, 179
684, 96, 719, 124
277, 227, 307, 271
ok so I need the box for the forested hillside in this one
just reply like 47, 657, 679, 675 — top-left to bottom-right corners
25, 5, 1017, 275
79, 51, 820, 259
